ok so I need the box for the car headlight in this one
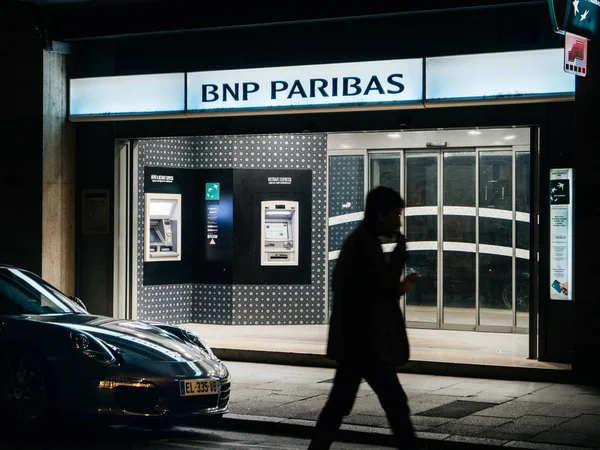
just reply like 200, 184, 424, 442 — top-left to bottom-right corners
181, 328, 216, 358
70, 331, 117, 365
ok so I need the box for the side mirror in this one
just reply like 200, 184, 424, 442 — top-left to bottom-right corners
71, 296, 87, 311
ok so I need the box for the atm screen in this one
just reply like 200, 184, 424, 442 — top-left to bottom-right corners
265, 222, 288, 239
149, 200, 176, 217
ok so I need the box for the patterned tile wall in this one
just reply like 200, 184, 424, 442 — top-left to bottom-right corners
193, 285, 234, 324
137, 134, 327, 325
137, 139, 197, 324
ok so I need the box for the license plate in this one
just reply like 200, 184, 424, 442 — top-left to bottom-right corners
179, 378, 219, 397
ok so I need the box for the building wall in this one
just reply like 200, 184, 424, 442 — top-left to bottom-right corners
0, 2, 43, 273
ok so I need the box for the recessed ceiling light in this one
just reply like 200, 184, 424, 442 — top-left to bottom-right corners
504, 135, 516, 140
468, 130, 482, 135
388, 133, 402, 138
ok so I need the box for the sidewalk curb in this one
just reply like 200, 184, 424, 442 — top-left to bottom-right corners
213, 348, 576, 384
213, 413, 593, 450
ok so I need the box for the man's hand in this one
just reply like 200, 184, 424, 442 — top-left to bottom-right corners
394, 231, 407, 251
402, 272, 419, 293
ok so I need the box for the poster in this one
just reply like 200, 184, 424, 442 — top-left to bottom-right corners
549, 168, 574, 301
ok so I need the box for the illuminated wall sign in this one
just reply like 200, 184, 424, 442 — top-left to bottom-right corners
426, 49, 575, 101
68, 49, 575, 119
186, 59, 424, 111
549, 168, 574, 301
70, 73, 186, 116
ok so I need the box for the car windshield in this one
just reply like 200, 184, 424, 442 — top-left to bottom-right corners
0, 267, 87, 315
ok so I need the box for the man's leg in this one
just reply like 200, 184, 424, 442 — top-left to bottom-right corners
307, 365, 362, 450
364, 365, 418, 450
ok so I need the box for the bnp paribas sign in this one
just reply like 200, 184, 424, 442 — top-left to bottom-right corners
186, 59, 424, 113
549, 0, 599, 40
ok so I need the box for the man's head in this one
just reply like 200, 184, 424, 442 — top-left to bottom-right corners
363, 186, 405, 237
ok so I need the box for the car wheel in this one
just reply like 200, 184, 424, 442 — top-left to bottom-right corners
0, 348, 49, 426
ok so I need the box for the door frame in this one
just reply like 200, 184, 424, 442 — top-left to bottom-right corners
113, 139, 139, 320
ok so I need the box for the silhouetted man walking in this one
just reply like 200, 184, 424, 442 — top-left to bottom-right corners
308, 186, 418, 450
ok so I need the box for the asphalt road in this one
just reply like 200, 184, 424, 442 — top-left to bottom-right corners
0, 424, 396, 450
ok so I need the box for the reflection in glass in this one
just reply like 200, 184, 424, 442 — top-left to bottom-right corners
515, 152, 531, 329
479, 254, 512, 327
407, 216, 437, 241
516, 152, 530, 213
406, 251, 437, 323
479, 153, 512, 210
516, 221, 530, 250
443, 252, 475, 326
407, 156, 437, 207
443, 153, 475, 207
370, 154, 401, 192
516, 257, 530, 329
480, 217, 512, 247
443, 216, 475, 243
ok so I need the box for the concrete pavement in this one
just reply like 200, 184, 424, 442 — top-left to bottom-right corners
214, 361, 600, 450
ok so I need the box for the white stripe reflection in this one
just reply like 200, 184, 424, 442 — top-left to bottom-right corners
328, 212, 364, 226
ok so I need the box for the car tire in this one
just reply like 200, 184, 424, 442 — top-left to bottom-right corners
0, 347, 51, 430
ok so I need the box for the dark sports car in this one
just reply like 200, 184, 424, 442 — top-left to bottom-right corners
0, 265, 230, 426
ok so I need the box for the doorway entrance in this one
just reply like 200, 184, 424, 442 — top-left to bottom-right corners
327, 128, 534, 334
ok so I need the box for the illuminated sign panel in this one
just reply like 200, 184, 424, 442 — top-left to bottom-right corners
70, 73, 186, 116
426, 49, 575, 101
68, 50, 575, 119
187, 59, 424, 111
549, 168, 574, 301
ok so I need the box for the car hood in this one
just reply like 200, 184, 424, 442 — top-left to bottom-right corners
25, 314, 222, 368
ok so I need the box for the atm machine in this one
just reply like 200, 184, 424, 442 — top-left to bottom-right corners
260, 200, 299, 266
144, 193, 182, 262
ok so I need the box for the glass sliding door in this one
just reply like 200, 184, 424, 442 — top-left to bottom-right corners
405, 153, 439, 325
358, 130, 533, 334
478, 151, 514, 328
515, 151, 531, 330
442, 151, 476, 328
369, 152, 403, 251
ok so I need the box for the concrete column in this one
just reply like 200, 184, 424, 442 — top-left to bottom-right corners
42, 49, 75, 295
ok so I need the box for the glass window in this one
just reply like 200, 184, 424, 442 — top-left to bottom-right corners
443, 216, 475, 243
479, 152, 512, 210
516, 221, 530, 250
516, 257, 530, 328
407, 216, 437, 241
443, 251, 476, 326
0, 269, 84, 315
443, 152, 475, 207
406, 250, 437, 323
406, 155, 437, 207
480, 217, 512, 247
479, 253, 513, 327
516, 152, 531, 213
370, 153, 401, 192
